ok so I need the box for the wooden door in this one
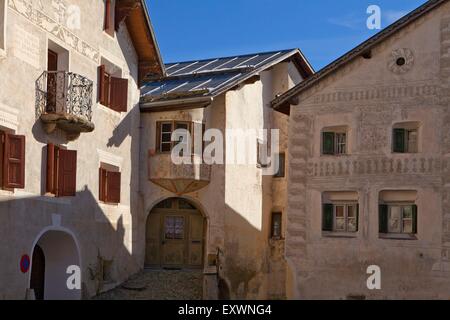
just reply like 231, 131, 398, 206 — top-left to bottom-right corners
30, 245, 45, 300
161, 215, 186, 268
47, 50, 58, 113
188, 213, 204, 267
145, 212, 161, 266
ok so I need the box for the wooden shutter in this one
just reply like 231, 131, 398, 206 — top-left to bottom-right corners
156, 122, 162, 153
322, 132, 335, 155
106, 171, 121, 204
393, 128, 406, 153
412, 204, 418, 234
3, 134, 25, 189
322, 204, 334, 231
98, 65, 107, 105
379, 204, 389, 233
57, 149, 77, 197
110, 77, 128, 112
99, 168, 107, 202
104, 0, 111, 31
46, 144, 55, 194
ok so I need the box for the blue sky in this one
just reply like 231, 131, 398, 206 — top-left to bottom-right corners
147, 0, 427, 70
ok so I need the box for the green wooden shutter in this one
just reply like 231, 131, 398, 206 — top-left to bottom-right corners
322, 204, 334, 231
379, 204, 388, 233
393, 128, 406, 153
412, 204, 418, 234
322, 132, 335, 155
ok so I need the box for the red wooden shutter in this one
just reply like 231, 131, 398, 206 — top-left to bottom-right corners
3, 134, 25, 189
46, 143, 55, 194
98, 65, 107, 105
99, 168, 107, 202
57, 149, 77, 197
110, 77, 128, 112
104, 0, 111, 31
106, 171, 121, 204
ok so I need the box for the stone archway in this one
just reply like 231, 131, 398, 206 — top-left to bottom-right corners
30, 230, 81, 300
145, 198, 206, 269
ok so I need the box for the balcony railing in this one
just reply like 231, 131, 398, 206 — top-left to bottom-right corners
36, 71, 94, 139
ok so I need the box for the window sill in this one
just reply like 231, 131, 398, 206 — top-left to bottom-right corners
322, 231, 358, 239
103, 30, 115, 40
379, 233, 417, 240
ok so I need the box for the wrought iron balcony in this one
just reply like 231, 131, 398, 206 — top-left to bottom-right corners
36, 71, 94, 140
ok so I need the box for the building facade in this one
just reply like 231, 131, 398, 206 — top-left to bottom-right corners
138, 50, 313, 299
0, 0, 164, 299
272, 0, 450, 299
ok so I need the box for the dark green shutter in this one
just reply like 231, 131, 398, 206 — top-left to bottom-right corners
322, 132, 335, 155
379, 204, 388, 233
393, 129, 406, 153
356, 204, 359, 232
412, 205, 418, 234
322, 204, 334, 231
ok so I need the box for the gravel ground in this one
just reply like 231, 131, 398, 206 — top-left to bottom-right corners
93, 269, 203, 300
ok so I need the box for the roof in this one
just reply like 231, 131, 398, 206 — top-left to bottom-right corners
140, 49, 314, 112
116, 0, 166, 82
271, 0, 447, 114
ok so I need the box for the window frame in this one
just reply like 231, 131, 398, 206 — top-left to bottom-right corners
332, 203, 358, 233
322, 129, 348, 156
392, 123, 420, 154
323, 202, 359, 234
156, 121, 193, 154
383, 203, 417, 235
104, 0, 115, 37
271, 212, 283, 239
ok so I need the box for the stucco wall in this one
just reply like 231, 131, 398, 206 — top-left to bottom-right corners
0, 0, 142, 299
286, 2, 450, 299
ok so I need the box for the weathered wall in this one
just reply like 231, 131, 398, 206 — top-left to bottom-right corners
286, 2, 450, 299
0, 0, 143, 299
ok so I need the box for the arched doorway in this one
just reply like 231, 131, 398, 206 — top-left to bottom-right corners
30, 230, 81, 300
145, 198, 206, 269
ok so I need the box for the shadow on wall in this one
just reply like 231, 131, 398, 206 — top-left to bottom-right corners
0, 186, 135, 300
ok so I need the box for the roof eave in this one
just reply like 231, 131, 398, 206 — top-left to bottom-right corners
140, 0, 166, 77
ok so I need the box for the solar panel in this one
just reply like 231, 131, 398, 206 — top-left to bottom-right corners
142, 50, 296, 104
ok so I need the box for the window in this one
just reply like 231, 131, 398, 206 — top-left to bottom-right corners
46, 144, 77, 197
99, 165, 121, 204
271, 212, 282, 239
98, 64, 128, 112
274, 153, 286, 178
323, 203, 359, 233
393, 127, 418, 153
0, 131, 26, 190
104, 0, 115, 36
379, 204, 417, 235
322, 129, 347, 155
156, 121, 192, 153
165, 216, 185, 240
